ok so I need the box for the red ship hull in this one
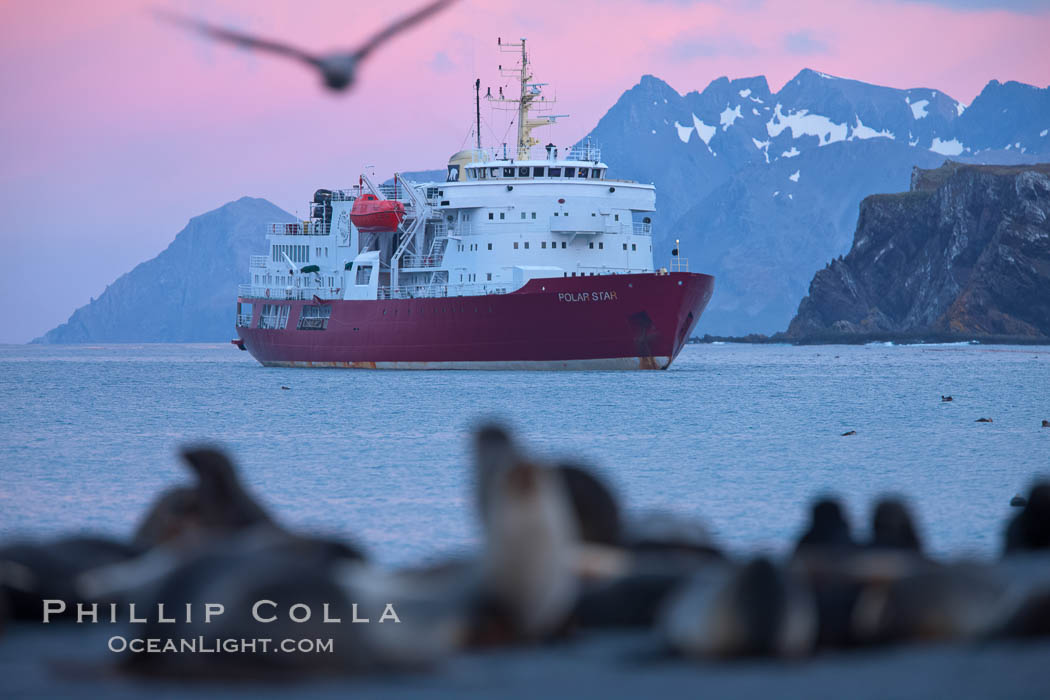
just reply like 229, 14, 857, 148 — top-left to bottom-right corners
235, 272, 714, 369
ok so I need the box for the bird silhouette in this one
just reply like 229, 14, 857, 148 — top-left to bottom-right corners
156, 0, 457, 92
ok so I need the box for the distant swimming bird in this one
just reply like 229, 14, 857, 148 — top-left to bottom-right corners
280, 386, 290, 390
841, 430, 856, 436
1042, 419, 1049, 428
941, 395, 953, 402
155, 0, 457, 92
976, 417, 993, 423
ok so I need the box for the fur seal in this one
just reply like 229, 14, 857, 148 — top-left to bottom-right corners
794, 498, 856, 555
660, 557, 817, 658
1004, 483, 1050, 553
473, 426, 579, 642
871, 498, 923, 552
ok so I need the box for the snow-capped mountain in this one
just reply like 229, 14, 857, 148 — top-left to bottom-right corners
581, 70, 1050, 335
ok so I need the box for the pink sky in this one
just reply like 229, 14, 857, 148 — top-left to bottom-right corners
1, 0, 1048, 343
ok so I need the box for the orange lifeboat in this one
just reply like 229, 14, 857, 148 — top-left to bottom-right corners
350, 194, 405, 232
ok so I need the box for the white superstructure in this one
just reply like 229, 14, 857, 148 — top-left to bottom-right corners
237, 39, 660, 321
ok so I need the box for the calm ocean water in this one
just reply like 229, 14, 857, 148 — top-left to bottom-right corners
1, 342, 1047, 564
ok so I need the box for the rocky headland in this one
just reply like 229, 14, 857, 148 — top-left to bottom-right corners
784, 161, 1050, 343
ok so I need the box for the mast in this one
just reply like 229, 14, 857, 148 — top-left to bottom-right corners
475, 78, 482, 151
488, 37, 567, 159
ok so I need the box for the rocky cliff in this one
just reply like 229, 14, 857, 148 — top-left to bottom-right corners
35, 197, 294, 343
785, 162, 1050, 340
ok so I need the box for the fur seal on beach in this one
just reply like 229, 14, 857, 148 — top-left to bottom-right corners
660, 557, 817, 658
134, 447, 275, 551
871, 499, 923, 552
0, 536, 143, 621
473, 426, 579, 642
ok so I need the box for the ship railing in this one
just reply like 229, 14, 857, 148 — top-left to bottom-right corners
236, 313, 253, 327
267, 222, 329, 236
377, 283, 510, 300
632, 222, 652, 236
401, 254, 444, 269
330, 188, 361, 201
237, 285, 343, 301
566, 144, 602, 162
249, 255, 268, 268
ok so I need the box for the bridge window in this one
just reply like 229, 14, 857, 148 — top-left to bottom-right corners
532, 166, 545, 177
487, 242, 492, 250
503, 167, 514, 177
564, 167, 576, 178
521, 212, 526, 219
524, 242, 529, 249
490, 168, 499, 178
578, 168, 589, 178
531, 212, 537, 219
499, 212, 505, 220
487, 273, 492, 281
591, 169, 602, 179
589, 242, 594, 249
614, 214, 619, 221
488, 212, 494, 220
561, 241, 567, 249
518, 167, 529, 177
623, 243, 628, 250
541, 241, 547, 249
549, 167, 561, 177
514, 242, 519, 249
599, 242, 604, 249
632, 243, 637, 251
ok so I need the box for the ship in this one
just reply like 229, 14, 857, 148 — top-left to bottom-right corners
233, 39, 714, 369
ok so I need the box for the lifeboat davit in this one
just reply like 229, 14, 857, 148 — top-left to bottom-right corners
350, 194, 405, 232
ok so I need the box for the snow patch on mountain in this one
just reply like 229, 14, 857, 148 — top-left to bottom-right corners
752, 137, 770, 163
674, 121, 693, 143
781, 146, 800, 158
692, 114, 716, 144
1041, 129, 1048, 137
815, 71, 837, 80
789, 170, 800, 182
739, 88, 752, 98
909, 99, 929, 119
767, 104, 847, 146
956, 101, 966, 116
930, 137, 964, 155
720, 104, 743, 130
850, 116, 895, 141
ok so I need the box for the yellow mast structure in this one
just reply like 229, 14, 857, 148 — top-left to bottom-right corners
487, 38, 565, 159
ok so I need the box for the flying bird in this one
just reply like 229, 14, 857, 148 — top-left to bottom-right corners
155, 0, 456, 92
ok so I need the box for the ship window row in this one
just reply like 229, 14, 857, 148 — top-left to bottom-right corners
313, 247, 329, 257
272, 244, 309, 264
466, 166, 604, 180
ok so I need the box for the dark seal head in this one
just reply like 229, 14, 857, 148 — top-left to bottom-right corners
795, 498, 854, 555
134, 446, 274, 550
554, 462, 621, 546
871, 498, 923, 552
1004, 482, 1050, 554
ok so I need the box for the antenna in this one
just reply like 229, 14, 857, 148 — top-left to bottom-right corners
475, 78, 482, 151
